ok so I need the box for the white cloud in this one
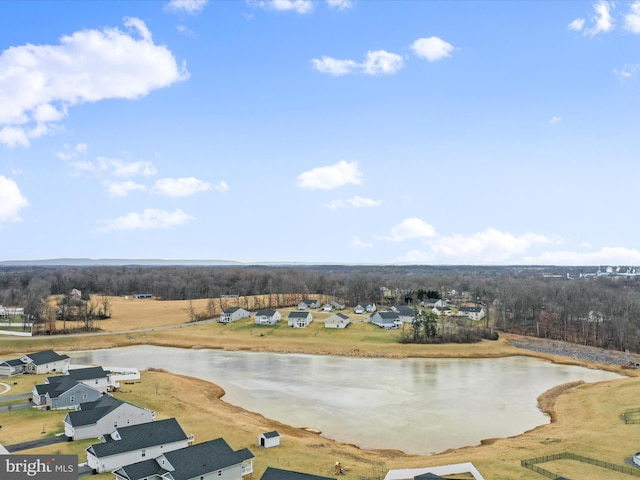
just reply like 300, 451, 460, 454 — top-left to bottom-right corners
523, 246, 640, 266
410, 37, 455, 62
624, 2, 640, 33
325, 196, 381, 209
106, 180, 146, 197
327, 0, 354, 10
67, 157, 157, 178
585, 1, 614, 36
549, 116, 562, 124
213, 180, 230, 192
311, 57, 359, 76
151, 177, 212, 197
381, 218, 437, 242
297, 160, 362, 190
252, 0, 315, 14
0, 176, 29, 223
312, 49, 403, 76
0, 18, 189, 147
350, 236, 373, 248
98, 208, 194, 232
568, 18, 585, 31
614, 64, 640, 78
165, 0, 208, 15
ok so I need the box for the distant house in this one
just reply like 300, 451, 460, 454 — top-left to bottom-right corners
393, 305, 417, 323
0, 358, 27, 376
324, 313, 351, 329
21, 350, 70, 375
132, 294, 153, 299
260, 467, 336, 480
66, 366, 117, 393
64, 395, 155, 440
323, 301, 345, 312
113, 437, 254, 480
422, 298, 446, 308
288, 311, 313, 328
457, 307, 485, 321
369, 312, 401, 329
219, 307, 251, 324
254, 309, 282, 326
32, 376, 102, 410
258, 431, 280, 448
86, 418, 192, 473
297, 299, 320, 310
354, 302, 376, 314
432, 306, 453, 317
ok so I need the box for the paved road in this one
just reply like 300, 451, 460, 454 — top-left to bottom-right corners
0, 392, 30, 402
5, 434, 68, 452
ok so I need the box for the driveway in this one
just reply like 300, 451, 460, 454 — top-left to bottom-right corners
5, 434, 68, 452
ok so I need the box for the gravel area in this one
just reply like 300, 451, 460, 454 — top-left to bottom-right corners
508, 336, 640, 367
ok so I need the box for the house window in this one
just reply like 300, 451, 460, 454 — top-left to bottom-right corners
70, 396, 75, 402
141, 449, 146, 458
218, 471, 222, 476
83, 394, 88, 399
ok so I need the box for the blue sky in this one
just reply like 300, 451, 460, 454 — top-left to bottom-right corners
1, 0, 639, 265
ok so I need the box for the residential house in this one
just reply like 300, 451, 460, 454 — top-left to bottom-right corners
393, 305, 417, 323
32, 376, 102, 409
86, 418, 192, 473
353, 302, 376, 314
432, 306, 453, 317
254, 309, 282, 326
66, 366, 117, 393
456, 307, 485, 321
324, 313, 351, 329
421, 298, 447, 309
64, 395, 155, 440
288, 311, 313, 328
0, 358, 27, 376
113, 438, 254, 480
369, 312, 401, 329
323, 301, 345, 312
219, 307, 251, 324
297, 299, 320, 310
260, 467, 336, 480
21, 350, 70, 375
258, 431, 280, 448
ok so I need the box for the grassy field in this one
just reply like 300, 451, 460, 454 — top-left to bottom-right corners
2, 296, 640, 480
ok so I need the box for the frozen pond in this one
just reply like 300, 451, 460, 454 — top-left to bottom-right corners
69, 346, 621, 455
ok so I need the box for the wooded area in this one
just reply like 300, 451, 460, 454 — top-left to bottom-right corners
1, 264, 639, 352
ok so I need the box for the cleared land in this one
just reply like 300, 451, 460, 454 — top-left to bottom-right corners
2, 296, 640, 480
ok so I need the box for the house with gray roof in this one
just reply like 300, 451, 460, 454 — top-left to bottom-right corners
21, 350, 70, 374
354, 302, 376, 314
369, 312, 401, 329
113, 437, 254, 480
457, 306, 486, 321
393, 305, 417, 323
86, 417, 192, 473
66, 366, 116, 393
297, 299, 320, 310
254, 309, 281, 326
0, 358, 27, 376
323, 301, 345, 312
288, 311, 313, 328
219, 307, 251, 324
260, 467, 336, 480
32, 376, 102, 409
324, 313, 351, 329
64, 395, 155, 440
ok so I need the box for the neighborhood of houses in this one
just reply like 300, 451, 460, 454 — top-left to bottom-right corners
218, 298, 486, 331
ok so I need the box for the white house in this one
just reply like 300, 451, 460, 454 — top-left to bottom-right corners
323, 301, 345, 312
0, 358, 27, 376
354, 302, 376, 314
219, 307, 251, 324
324, 313, 351, 329
297, 299, 320, 310
457, 307, 486, 321
254, 309, 282, 326
65, 395, 155, 440
288, 311, 313, 328
258, 431, 280, 448
21, 350, 70, 375
113, 438, 254, 480
393, 305, 417, 323
66, 366, 117, 393
432, 306, 454, 317
369, 312, 401, 329
86, 418, 192, 473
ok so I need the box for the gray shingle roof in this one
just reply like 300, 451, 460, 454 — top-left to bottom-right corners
87, 418, 187, 459
25, 350, 69, 365
262, 431, 279, 438
67, 366, 110, 381
66, 396, 124, 427
288, 311, 311, 319
223, 307, 245, 313
260, 467, 336, 480
256, 309, 277, 316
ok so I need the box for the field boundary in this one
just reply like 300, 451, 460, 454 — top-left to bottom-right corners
521, 452, 640, 478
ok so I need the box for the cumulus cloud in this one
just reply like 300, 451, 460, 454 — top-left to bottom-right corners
614, 64, 640, 78
98, 208, 194, 232
327, 0, 353, 10
164, 0, 208, 15
523, 246, 640, 266
410, 36, 455, 62
56, 143, 88, 161
568, 18, 586, 31
380, 218, 437, 242
584, 1, 615, 36
106, 181, 146, 198
350, 236, 373, 248
0, 176, 29, 223
151, 177, 212, 197
0, 17, 189, 147
325, 196, 381, 209
251, 0, 315, 14
297, 160, 362, 190
312, 50, 403, 76
624, 1, 640, 33
67, 157, 157, 178
549, 116, 562, 124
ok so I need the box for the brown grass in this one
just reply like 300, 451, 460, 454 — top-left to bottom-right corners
2, 297, 640, 480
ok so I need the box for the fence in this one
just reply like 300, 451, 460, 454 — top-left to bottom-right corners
521, 452, 640, 478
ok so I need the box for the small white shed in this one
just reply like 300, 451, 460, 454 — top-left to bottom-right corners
259, 431, 280, 448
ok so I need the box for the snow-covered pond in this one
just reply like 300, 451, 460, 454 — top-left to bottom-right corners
69, 346, 621, 455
